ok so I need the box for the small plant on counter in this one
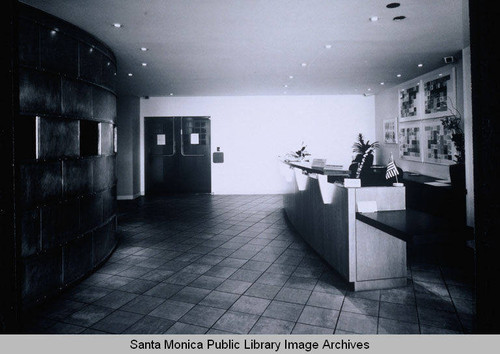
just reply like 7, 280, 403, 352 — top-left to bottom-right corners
285, 142, 311, 162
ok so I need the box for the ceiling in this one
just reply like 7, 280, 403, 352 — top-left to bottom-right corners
20, 0, 468, 97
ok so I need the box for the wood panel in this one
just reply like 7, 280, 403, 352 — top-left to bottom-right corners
355, 220, 406, 282
282, 163, 408, 291
355, 186, 406, 211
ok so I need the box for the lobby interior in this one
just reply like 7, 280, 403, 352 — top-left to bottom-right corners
2, 0, 500, 335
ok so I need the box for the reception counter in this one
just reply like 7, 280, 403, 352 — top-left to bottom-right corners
282, 162, 407, 291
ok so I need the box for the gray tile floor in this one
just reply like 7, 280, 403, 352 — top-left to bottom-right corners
22, 194, 476, 334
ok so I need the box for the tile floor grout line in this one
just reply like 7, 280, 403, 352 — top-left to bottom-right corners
439, 264, 466, 334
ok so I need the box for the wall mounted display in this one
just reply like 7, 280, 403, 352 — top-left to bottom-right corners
396, 65, 459, 165
398, 82, 420, 121
423, 67, 456, 119
383, 118, 397, 144
399, 123, 421, 162
423, 119, 454, 165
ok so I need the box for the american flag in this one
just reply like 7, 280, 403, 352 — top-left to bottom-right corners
386, 154, 399, 180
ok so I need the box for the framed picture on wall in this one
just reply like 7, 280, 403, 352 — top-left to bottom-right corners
422, 119, 455, 165
422, 67, 456, 119
398, 81, 421, 122
399, 122, 422, 162
383, 118, 397, 144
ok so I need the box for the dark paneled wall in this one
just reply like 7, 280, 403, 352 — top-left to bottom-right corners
17, 4, 117, 308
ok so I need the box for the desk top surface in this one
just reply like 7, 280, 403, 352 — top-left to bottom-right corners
286, 161, 350, 177
356, 209, 456, 242
403, 172, 453, 190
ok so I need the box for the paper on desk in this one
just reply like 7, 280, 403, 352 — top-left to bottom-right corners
425, 181, 451, 187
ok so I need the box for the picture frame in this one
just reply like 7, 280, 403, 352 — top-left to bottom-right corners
398, 80, 421, 122
422, 67, 456, 120
383, 118, 397, 144
399, 122, 422, 162
422, 118, 455, 165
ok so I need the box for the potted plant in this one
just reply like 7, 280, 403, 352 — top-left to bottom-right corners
349, 134, 379, 180
441, 110, 465, 190
285, 142, 311, 162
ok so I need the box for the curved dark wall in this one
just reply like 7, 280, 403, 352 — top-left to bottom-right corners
17, 4, 117, 308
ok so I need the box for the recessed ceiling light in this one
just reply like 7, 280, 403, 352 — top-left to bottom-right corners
367, 88, 372, 91
380, 82, 385, 85
142, 63, 147, 66
289, 75, 294, 79
169, 93, 174, 96
140, 47, 148, 51
283, 85, 288, 88
369, 16, 379, 22
113, 23, 122, 28
301, 62, 307, 67
128, 73, 133, 76
396, 74, 402, 77
418, 63, 424, 67
393, 16, 406, 21
325, 44, 332, 49
386, 2, 401, 8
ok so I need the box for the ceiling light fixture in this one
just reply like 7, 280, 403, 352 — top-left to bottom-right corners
284, 85, 288, 88
397, 74, 402, 77
142, 63, 147, 66
380, 82, 385, 85
386, 3, 401, 8
128, 73, 133, 76
113, 23, 122, 28
393, 16, 406, 21
325, 44, 332, 49
369, 16, 379, 22
169, 93, 174, 96
289, 75, 294, 79
301, 62, 307, 67
140, 47, 148, 51
418, 63, 424, 67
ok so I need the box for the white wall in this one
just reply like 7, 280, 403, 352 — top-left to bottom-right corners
140, 95, 375, 194
116, 95, 141, 200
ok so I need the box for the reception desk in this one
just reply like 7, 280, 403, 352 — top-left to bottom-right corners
282, 162, 407, 291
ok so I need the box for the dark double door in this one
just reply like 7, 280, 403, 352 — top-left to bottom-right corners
145, 116, 211, 194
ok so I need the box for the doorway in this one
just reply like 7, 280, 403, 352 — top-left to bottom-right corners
144, 116, 211, 194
